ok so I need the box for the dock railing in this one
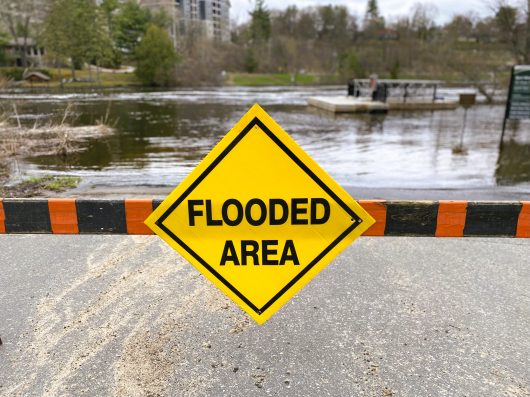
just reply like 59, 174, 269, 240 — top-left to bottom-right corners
348, 79, 443, 103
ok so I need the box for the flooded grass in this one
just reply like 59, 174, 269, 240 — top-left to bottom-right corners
0, 175, 81, 197
24, 175, 81, 191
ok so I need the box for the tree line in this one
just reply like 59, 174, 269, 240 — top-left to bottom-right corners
0, 0, 529, 88
235, 1, 530, 81
0, 0, 178, 85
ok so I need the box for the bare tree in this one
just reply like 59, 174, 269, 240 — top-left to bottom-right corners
410, 2, 438, 41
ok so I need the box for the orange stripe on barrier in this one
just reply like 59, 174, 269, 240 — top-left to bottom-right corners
48, 199, 79, 234
125, 199, 153, 235
359, 200, 386, 236
516, 202, 530, 238
436, 200, 467, 237
0, 199, 5, 234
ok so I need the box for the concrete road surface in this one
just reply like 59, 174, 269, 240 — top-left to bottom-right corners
0, 235, 529, 396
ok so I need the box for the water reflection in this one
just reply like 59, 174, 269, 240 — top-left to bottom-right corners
496, 140, 530, 185
496, 120, 530, 185
361, 113, 386, 134
1, 87, 529, 190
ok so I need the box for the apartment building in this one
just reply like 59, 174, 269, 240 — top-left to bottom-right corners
139, 0, 230, 44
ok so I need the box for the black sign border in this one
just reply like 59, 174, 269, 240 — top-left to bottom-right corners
156, 116, 363, 315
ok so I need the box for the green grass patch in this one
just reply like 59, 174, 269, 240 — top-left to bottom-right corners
0, 67, 142, 88
228, 73, 320, 86
24, 175, 81, 192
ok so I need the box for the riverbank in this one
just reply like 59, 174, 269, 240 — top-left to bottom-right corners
0, 173, 80, 198
224, 73, 339, 86
0, 114, 114, 197
1, 67, 140, 89
3, 69, 337, 89
4, 68, 502, 89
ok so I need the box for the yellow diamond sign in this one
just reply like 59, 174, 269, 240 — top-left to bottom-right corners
145, 104, 374, 324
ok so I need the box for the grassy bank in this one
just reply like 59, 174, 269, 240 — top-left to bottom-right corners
24, 175, 80, 191
0, 174, 81, 198
3, 68, 340, 88
1, 67, 141, 89
5, 67, 503, 89
225, 73, 341, 86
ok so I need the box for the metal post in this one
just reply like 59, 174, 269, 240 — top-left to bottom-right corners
460, 108, 468, 148
500, 118, 507, 151
500, 66, 515, 149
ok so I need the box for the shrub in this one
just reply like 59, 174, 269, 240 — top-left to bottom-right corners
134, 25, 179, 86
1, 68, 25, 81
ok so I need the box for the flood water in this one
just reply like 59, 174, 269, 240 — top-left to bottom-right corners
1, 86, 530, 191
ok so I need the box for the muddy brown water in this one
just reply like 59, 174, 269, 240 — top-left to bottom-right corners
1, 86, 529, 191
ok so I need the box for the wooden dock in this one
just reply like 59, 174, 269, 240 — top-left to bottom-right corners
308, 96, 459, 113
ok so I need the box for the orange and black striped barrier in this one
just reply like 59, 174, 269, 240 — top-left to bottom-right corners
0, 198, 528, 237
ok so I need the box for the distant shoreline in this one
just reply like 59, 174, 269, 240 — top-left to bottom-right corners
0, 68, 511, 92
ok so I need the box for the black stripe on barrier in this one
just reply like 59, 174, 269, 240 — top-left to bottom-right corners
3, 199, 51, 233
76, 200, 126, 234
464, 202, 522, 237
385, 201, 439, 236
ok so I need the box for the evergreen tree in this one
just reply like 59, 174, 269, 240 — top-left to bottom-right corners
135, 25, 179, 86
250, 0, 271, 42
363, 0, 384, 36
365, 0, 380, 21
112, 1, 170, 59
113, 0, 152, 57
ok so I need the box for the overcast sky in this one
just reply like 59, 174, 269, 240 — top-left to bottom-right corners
230, 0, 507, 25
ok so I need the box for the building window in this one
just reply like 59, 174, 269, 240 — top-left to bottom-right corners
199, 0, 205, 20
